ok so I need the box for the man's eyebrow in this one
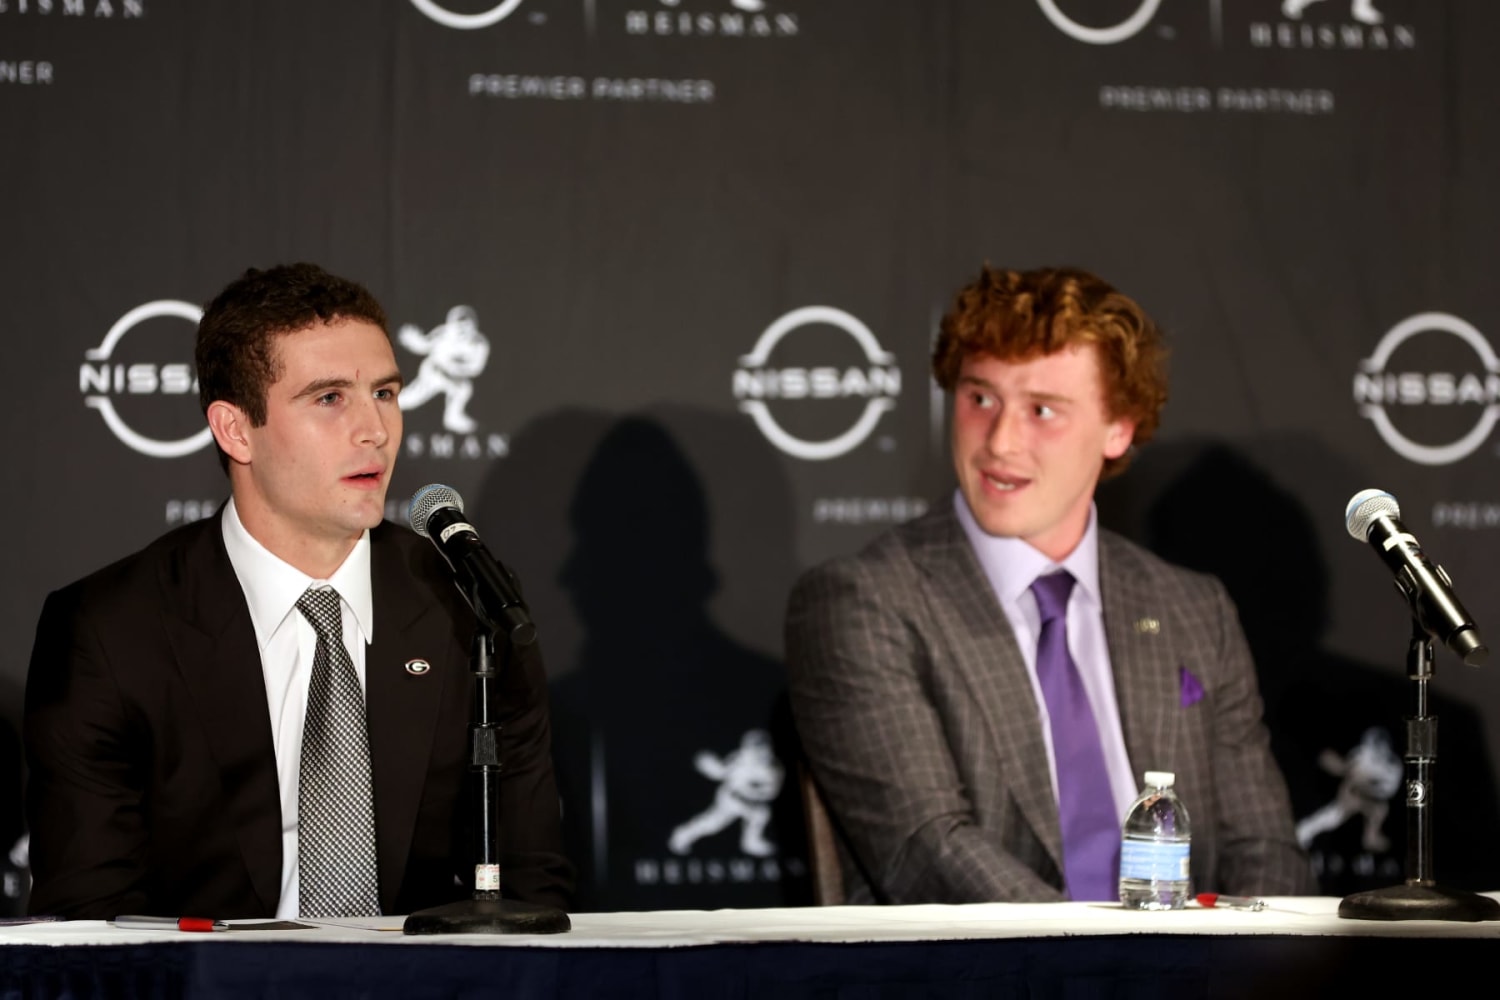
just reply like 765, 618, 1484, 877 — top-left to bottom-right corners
291, 370, 405, 400
1026, 390, 1074, 405
956, 375, 1074, 404
292, 376, 354, 401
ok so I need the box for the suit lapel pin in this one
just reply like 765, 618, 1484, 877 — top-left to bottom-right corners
405, 658, 432, 676
1134, 617, 1160, 635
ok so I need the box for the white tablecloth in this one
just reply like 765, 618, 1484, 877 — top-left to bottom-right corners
5, 895, 1500, 949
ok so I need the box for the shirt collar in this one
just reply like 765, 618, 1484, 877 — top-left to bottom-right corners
953, 488, 1102, 608
221, 496, 375, 651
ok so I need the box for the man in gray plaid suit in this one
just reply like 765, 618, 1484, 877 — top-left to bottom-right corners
786, 266, 1314, 903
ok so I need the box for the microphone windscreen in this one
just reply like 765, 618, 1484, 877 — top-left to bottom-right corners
408, 483, 465, 539
1345, 488, 1401, 541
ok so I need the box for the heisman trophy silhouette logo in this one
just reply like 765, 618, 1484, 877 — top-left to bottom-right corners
1295, 727, 1402, 852
1281, 0, 1384, 24
669, 730, 785, 858
660, 0, 766, 9
398, 306, 491, 434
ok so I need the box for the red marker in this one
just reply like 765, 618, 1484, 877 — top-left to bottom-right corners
1195, 893, 1266, 911
114, 915, 228, 932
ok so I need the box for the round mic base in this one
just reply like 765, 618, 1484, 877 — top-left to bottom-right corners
1338, 882, 1500, 922
402, 897, 572, 935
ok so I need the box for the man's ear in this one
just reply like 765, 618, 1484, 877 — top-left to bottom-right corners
206, 400, 254, 466
1103, 417, 1136, 460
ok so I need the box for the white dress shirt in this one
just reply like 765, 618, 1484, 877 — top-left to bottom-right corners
954, 490, 1138, 824
221, 497, 375, 919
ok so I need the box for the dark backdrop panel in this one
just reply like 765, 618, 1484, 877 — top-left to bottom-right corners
3, 0, 1499, 912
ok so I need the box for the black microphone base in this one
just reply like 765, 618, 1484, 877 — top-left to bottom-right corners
402, 897, 571, 935
1338, 882, 1500, 922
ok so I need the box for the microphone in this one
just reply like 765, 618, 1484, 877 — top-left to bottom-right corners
1345, 488, 1487, 666
408, 484, 536, 646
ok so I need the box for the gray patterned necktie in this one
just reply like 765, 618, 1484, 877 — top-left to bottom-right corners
295, 585, 380, 917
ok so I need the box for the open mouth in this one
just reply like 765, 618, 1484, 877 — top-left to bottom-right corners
983, 472, 1028, 492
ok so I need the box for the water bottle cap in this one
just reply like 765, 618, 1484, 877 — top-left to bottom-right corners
1144, 770, 1175, 787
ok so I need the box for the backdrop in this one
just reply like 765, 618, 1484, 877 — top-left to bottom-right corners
4, 0, 1500, 913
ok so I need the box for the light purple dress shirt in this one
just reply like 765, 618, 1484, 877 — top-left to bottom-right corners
953, 490, 1138, 825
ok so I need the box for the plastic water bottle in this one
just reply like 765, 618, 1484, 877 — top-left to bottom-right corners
1118, 770, 1192, 910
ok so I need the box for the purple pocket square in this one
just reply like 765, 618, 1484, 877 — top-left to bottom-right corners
1179, 667, 1205, 707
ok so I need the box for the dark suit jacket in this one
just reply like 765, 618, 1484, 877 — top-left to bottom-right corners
785, 498, 1314, 904
24, 513, 573, 919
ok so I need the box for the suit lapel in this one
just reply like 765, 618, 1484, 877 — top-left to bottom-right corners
159, 515, 283, 913
911, 504, 1065, 874
1099, 533, 1180, 780
366, 526, 458, 914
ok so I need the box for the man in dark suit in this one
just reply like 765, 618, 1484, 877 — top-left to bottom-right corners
787, 266, 1314, 904
25, 263, 572, 919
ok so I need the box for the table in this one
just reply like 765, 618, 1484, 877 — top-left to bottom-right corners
4, 897, 1498, 998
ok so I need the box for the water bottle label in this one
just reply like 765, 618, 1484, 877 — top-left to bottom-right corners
1119, 840, 1189, 881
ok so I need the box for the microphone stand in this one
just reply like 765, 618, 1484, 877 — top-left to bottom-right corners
1338, 619, 1500, 921
404, 581, 570, 935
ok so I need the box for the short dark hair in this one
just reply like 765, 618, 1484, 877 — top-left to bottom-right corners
931, 265, 1169, 478
195, 262, 388, 470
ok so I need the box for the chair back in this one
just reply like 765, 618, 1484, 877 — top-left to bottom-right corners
798, 764, 846, 906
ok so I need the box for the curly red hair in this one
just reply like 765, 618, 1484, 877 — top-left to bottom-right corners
932, 265, 1168, 478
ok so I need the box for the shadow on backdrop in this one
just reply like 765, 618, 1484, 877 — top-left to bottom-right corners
1102, 439, 1500, 895
477, 408, 808, 911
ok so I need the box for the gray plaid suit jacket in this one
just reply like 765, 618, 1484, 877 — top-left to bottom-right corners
786, 497, 1314, 903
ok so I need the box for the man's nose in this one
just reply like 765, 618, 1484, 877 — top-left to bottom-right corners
353, 396, 393, 447
985, 405, 1023, 455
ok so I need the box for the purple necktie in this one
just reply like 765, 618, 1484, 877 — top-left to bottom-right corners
1031, 571, 1120, 901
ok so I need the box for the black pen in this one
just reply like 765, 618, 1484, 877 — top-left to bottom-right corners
113, 915, 228, 932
